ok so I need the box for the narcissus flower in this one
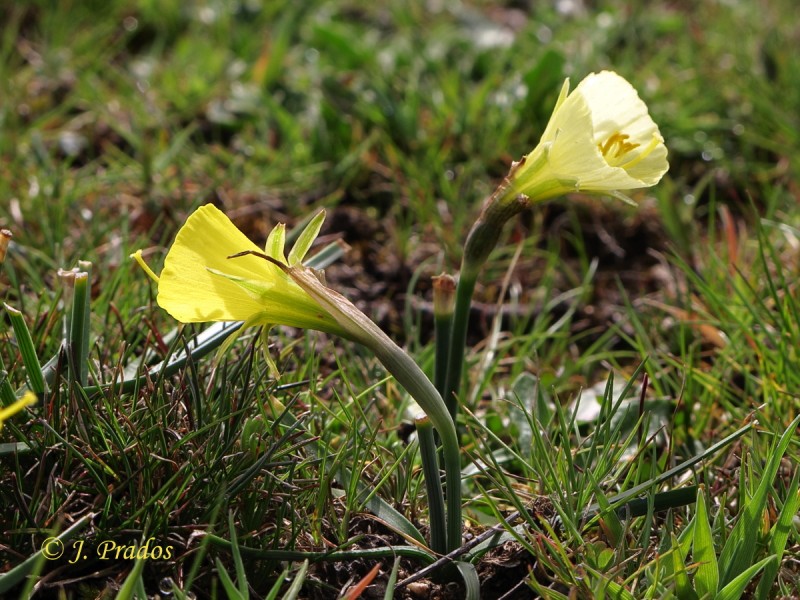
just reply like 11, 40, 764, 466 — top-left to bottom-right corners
131, 204, 347, 337
461, 70, 668, 273
509, 70, 668, 203
0, 391, 36, 431
134, 206, 463, 553
453, 71, 669, 406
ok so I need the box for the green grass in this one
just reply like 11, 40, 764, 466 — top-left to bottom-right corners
2, 0, 800, 598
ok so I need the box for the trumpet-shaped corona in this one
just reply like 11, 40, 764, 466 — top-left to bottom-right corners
132, 204, 346, 336
509, 71, 668, 201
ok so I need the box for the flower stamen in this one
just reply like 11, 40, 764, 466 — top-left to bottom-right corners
598, 132, 641, 165
616, 133, 662, 171
130, 249, 160, 283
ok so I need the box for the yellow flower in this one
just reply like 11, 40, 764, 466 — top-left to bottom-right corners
132, 204, 346, 336
0, 391, 36, 431
509, 70, 668, 203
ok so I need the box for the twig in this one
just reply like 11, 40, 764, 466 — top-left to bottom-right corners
396, 511, 523, 588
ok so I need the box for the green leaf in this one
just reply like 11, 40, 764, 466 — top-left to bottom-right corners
582, 422, 754, 521
754, 469, 800, 600
304, 239, 347, 269
264, 567, 289, 600
1, 353, 18, 405
670, 533, 699, 600
0, 512, 94, 594
216, 557, 245, 600
692, 487, 719, 598
228, 512, 249, 600
621, 486, 698, 518
716, 555, 776, 600
603, 580, 636, 600
454, 561, 481, 600
384, 558, 401, 600
718, 415, 800, 588
0, 441, 31, 455
281, 560, 308, 600
288, 210, 325, 266
4, 303, 46, 393
116, 557, 147, 600
589, 472, 623, 547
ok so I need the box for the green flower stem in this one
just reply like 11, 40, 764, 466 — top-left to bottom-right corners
432, 274, 456, 402
415, 415, 447, 554
444, 188, 530, 409
443, 271, 477, 412
434, 311, 452, 399
78, 261, 92, 381
69, 269, 91, 387
364, 333, 462, 553
280, 263, 463, 553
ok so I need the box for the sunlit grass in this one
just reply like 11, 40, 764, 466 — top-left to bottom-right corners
2, 0, 799, 597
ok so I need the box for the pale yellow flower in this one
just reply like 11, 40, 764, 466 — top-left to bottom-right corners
0, 391, 36, 430
131, 204, 346, 336
509, 70, 668, 203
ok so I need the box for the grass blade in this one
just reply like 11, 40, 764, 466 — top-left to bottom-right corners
264, 568, 289, 600
582, 422, 754, 520
0, 512, 95, 594
718, 415, 800, 587
692, 486, 719, 598
754, 469, 800, 600
716, 555, 776, 600
116, 557, 147, 600
454, 561, 481, 600
4, 304, 46, 393
216, 557, 245, 600
670, 533, 699, 600
228, 512, 249, 600
281, 560, 308, 600
384, 558, 401, 600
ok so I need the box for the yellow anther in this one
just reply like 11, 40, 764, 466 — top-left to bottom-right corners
599, 132, 640, 159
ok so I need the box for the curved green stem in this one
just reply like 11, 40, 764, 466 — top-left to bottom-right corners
415, 415, 447, 554
444, 190, 529, 415
443, 271, 477, 413
432, 274, 456, 400
362, 324, 462, 553
434, 311, 452, 400
280, 263, 463, 553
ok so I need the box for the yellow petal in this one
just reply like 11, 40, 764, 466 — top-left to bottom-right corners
157, 204, 344, 334
158, 205, 272, 322
0, 391, 36, 430
512, 70, 668, 200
